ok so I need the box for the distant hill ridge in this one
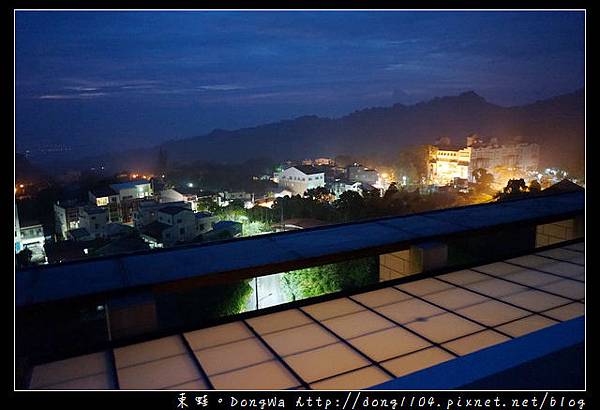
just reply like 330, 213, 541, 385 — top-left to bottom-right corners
66, 88, 585, 174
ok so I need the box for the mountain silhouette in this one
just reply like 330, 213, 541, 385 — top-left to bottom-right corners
67, 88, 585, 175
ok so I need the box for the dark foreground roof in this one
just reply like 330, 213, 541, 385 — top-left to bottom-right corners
26, 241, 584, 389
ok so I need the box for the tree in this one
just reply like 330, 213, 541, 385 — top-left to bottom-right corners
334, 191, 365, 221
472, 168, 494, 189
282, 257, 379, 300
395, 145, 429, 186
495, 178, 529, 201
529, 179, 542, 193
504, 178, 527, 195
304, 186, 333, 203
16, 248, 33, 269
383, 182, 399, 200
156, 148, 168, 176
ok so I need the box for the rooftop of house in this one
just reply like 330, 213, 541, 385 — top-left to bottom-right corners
157, 205, 192, 216
91, 237, 150, 258
67, 227, 91, 241
543, 179, 584, 194
141, 221, 172, 239
290, 165, 325, 175
90, 186, 118, 198
213, 220, 242, 228
109, 179, 151, 191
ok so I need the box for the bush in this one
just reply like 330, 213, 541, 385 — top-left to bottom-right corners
156, 280, 253, 329
282, 256, 379, 301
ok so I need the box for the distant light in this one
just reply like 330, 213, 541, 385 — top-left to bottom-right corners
187, 183, 194, 188
161, 174, 165, 178
19, 184, 24, 188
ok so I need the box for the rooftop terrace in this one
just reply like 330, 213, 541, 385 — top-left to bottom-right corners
26, 241, 584, 390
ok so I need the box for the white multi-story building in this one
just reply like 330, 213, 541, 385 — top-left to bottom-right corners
427, 146, 472, 186
15, 202, 46, 263
277, 166, 325, 195
426, 136, 540, 186
142, 205, 217, 246
54, 199, 84, 240
468, 139, 540, 178
79, 206, 109, 239
109, 180, 153, 201
160, 188, 198, 210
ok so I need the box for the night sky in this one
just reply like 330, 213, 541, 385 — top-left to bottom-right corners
15, 11, 584, 157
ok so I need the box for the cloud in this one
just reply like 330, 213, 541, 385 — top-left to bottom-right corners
38, 92, 108, 100
197, 84, 245, 91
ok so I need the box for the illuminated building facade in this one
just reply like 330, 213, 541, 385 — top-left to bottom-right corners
426, 145, 472, 186
469, 138, 540, 179
54, 199, 83, 240
278, 166, 326, 195
427, 136, 540, 186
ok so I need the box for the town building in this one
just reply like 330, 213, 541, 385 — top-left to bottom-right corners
302, 157, 335, 166
142, 205, 218, 247
426, 144, 472, 186
78, 206, 109, 239
468, 136, 540, 179
54, 199, 84, 240
15, 204, 22, 253
109, 180, 153, 201
88, 186, 121, 222
19, 221, 47, 264
328, 179, 363, 199
426, 136, 540, 186
160, 188, 198, 210
346, 164, 379, 185
217, 191, 255, 208
133, 200, 190, 228
277, 166, 326, 195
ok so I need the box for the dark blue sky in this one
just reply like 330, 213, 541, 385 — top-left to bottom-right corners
15, 11, 584, 156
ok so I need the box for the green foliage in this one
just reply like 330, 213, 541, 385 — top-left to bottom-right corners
494, 178, 538, 201
529, 179, 542, 192
304, 186, 333, 203
157, 280, 253, 329
243, 221, 271, 236
282, 257, 379, 301
472, 168, 494, 192
394, 145, 429, 185
16, 248, 34, 269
